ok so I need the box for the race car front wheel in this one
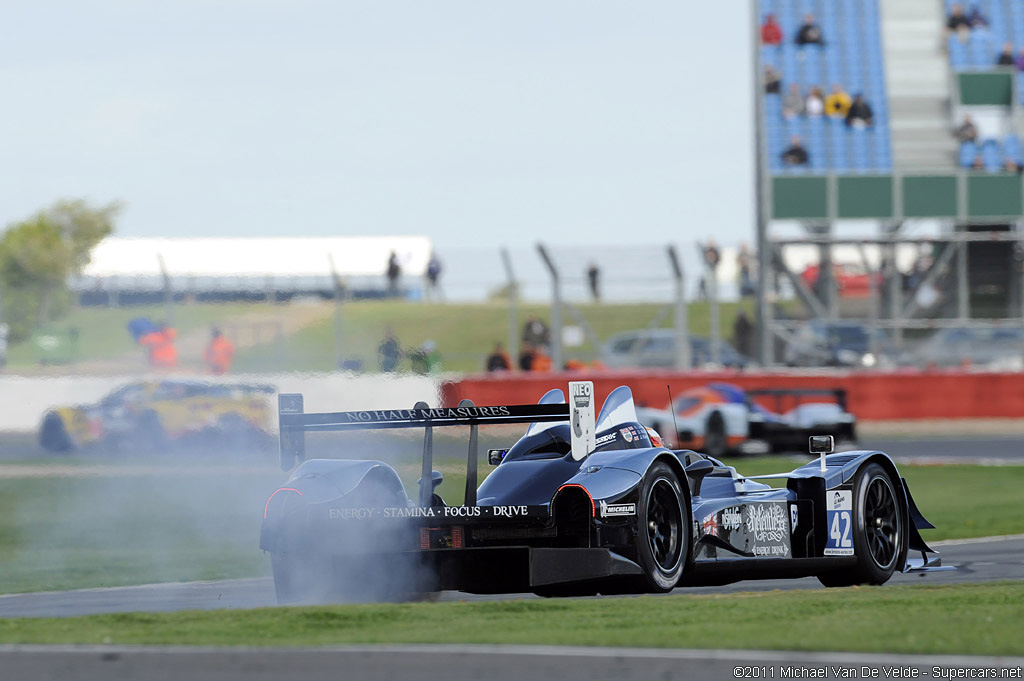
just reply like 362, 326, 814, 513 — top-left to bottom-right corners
817, 462, 905, 587
636, 461, 689, 592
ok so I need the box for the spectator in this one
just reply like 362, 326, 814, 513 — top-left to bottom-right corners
761, 14, 782, 45
702, 239, 721, 272
824, 84, 852, 118
386, 250, 401, 297
409, 340, 439, 375
737, 242, 755, 298
521, 314, 550, 348
782, 84, 804, 118
425, 251, 443, 301
587, 262, 600, 302
139, 322, 177, 369
378, 328, 401, 372
845, 94, 874, 128
971, 154, 985, 170
485, 342, 512, 372
518, 341, 535, 371
782, 135, 809, 166
204, 328, 235, 375
795, 13, 824, 46
764, 65, 782, 94
997, 42, 1015, 66
531, 346, 552, 372
968, 5, 988, 28
947, 4, 971, 38
732, 311, 754, 358
1017, 47, 1024, 71
805, 86, 825, 117
954, 115, 978, 143
1004, 159, 1022, 173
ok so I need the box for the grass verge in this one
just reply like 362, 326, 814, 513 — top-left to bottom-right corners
0, 581, 1021, 654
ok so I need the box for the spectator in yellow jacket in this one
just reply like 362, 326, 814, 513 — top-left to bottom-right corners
824, 84, 851, 118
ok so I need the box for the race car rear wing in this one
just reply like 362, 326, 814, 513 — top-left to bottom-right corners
277, 393, 573, 508
746, 388, 848, 413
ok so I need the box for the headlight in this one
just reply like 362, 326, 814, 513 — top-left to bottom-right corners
862, 353, 877, 367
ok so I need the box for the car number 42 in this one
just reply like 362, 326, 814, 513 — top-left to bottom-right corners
830, 511, 852, 548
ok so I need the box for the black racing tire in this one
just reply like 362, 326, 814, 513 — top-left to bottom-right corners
137, 410, 169, 454
704, 412, 727, 458
270, 551, 303, 605
635, 461, 689, 592
817, 462, 906, 587
39, 413, 73, 453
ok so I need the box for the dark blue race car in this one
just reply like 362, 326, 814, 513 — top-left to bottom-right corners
260, 384, 949, 603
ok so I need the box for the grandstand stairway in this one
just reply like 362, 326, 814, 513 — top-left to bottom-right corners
881, 0, 957, 169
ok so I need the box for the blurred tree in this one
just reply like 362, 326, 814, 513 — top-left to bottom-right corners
0, 199, 119, 342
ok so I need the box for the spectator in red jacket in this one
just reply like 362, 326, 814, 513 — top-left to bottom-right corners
761, 14, 782, 45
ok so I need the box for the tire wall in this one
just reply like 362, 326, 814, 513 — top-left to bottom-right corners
440, 370, 1024, 420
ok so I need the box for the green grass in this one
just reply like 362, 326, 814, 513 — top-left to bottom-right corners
0, 581, 1021, 654
4, 303, 262, 368
233, 299, 757, 373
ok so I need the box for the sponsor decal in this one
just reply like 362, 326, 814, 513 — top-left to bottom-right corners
594, 433, 617, 447
824, 490, 854, 556
336, 406, 514, 424
620, 427, 633, 443
571, 381, 592, 408
721, 506, 743, 531
327, 505, 535, 520
701, 512, 719, 537
745, 503, 788, 544
599, 501, 636, 517
791, 505, 799, 531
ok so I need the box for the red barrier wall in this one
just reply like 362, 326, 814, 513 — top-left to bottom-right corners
440, 370, 1024, 420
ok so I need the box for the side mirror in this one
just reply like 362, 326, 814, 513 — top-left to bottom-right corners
685, 458, 714, 497
487, 449, 508, 466
809, 435, 834, 455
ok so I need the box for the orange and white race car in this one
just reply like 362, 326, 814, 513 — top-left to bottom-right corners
636, 383, 856, 457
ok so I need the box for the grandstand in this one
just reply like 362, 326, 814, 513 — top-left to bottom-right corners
756, 0, 1024, 361
761, 0, 892, 173
943, 0, 1024, 171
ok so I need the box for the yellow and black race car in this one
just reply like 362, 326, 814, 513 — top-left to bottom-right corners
39, 380, 275, 454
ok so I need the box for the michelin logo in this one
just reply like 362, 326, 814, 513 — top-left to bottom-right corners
599, 501, 636, 517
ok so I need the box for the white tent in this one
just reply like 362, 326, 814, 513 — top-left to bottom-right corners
80, 235, 433, 280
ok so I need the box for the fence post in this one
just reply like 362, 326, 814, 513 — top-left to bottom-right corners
328, 254, 344, 370
667, 245, 691, 370
500, 247, 519, 366
536, 243, 563, 371
157, 253, 173, 325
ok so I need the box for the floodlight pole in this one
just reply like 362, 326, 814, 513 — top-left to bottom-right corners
536, 243, 563, 370
500, 247, 519, 364
752, 0, 773, 365
667, 245, 691, 370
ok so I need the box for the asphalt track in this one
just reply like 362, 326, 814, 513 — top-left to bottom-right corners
1, 644, 1021, 681
1, 534, 1021, 618
862, 435, 1024, 464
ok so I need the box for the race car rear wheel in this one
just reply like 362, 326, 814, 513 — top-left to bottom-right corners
636, 461, 689, 592
704, 412, 727, 458
39, 413, 73, 453
817, 462, 904, 587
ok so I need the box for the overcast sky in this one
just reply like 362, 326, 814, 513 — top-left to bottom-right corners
3, 1, 756, 252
